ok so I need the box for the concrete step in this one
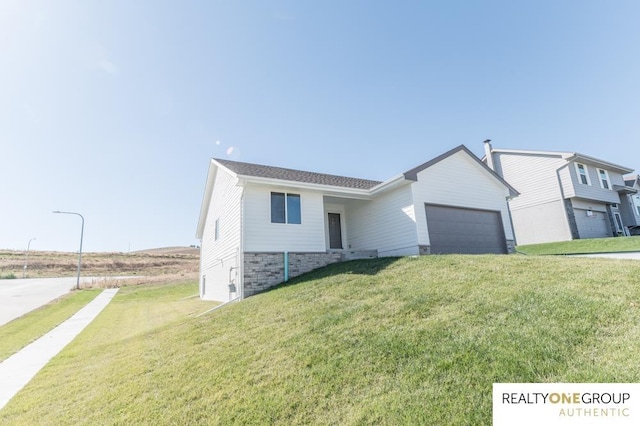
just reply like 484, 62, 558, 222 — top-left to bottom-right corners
340, 250, 378, 261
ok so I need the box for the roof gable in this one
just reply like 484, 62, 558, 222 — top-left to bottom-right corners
403, 145, 519, 197
489, 147, 633, 175
625, 175, 640, 188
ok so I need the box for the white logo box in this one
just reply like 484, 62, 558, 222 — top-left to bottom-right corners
493, 383, 640, 426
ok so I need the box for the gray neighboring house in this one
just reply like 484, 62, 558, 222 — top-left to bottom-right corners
623, 174, 640, 235
483, 141, 637, 245
196, 145, 519, 302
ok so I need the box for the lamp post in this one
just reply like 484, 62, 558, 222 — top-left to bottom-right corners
23, 237, 36, 278
53, 211, 84, 290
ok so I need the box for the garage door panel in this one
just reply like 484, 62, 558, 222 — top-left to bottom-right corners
573, 208, 610, 239
425, 204, 507, 254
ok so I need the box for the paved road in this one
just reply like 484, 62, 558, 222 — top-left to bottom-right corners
0, 277, 85, 327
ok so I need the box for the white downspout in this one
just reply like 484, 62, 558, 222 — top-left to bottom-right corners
239, 191, 245, 300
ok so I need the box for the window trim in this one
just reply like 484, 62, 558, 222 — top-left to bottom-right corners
270, 192, 302, 224
574, 163, 591, 186
633, 195, 640, 216
214, 218, 220, 240
613, 211, 624, 233
597, 168, 611, 190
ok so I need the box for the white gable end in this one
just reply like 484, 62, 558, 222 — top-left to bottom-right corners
412, 150, 515, 245
200, 165, 243, 301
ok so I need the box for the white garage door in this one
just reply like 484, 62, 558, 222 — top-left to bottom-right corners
573, 208, 611, 239
425, 204, 507, 254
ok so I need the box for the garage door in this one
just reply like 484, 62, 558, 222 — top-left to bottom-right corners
425, 204, 507, 254
573, 208, 611, 239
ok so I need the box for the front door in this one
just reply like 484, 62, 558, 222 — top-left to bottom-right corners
328, 213, 343, 249
613, 212, 628, 236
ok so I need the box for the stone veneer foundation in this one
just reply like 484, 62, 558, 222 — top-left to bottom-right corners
243, 252, 342, 297
242, 241, 515, 297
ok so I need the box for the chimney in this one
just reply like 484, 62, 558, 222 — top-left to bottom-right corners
483, 139, 494, 170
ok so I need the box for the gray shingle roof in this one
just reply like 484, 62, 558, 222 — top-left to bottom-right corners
215, 158, 382, 190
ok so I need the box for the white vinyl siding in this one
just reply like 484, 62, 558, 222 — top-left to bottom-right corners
496, 153, 566, 210
509, 200, 572, 245
570, 163, 622, 204
200, 167, 243, 302
347, 184, 419, 257
413, 150, 514, 244
243, 185, 326, 252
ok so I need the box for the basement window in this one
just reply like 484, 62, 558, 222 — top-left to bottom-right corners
271, 192, 301, 224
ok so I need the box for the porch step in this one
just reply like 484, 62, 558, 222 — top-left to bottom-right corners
340, 250, 378, 261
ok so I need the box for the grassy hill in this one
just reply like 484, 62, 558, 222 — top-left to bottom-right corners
2, 255, 640, 424
517, 235, 640, 255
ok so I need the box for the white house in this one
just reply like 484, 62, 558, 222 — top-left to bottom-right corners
196, 145, 519, 302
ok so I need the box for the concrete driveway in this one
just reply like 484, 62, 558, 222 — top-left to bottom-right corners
572, 252, 640, 260
0, 277, 84, 327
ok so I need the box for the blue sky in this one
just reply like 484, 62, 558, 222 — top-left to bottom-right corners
1, 1, 639, 252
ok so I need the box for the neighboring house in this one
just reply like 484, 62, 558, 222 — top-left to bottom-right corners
196, 145, 518, 302
623, 174, 640, 235
483, 141, 637, 245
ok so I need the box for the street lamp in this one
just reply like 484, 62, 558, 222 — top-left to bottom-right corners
53, 211, 84, 290
23, 237, 36, 278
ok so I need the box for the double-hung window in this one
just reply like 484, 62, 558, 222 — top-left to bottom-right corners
575, 163, 591, 185
271, 192, 301, 224
597, 169, 610, 190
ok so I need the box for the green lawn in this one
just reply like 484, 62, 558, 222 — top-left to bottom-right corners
517, 235, 640, 255
1, 257, 640, 425
0, 289, 101, 362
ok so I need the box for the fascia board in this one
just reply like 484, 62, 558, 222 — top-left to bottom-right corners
568, 154, 634, 174
239, 176, 373, 199
492, 148, 633, 174
369, 174, 410, 195
196, 160, 218, 239
492, 148, 569, 158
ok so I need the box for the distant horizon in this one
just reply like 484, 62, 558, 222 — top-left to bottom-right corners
1, 245, 200, 255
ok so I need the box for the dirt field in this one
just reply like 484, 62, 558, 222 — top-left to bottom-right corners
0, 247, 199, 288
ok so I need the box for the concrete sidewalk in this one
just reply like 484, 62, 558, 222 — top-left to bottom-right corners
0, 288, 119, 410
571, 252, 640, 260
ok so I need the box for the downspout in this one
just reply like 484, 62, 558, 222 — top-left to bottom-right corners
484, 140, 517, 249
284, 251, 289, 282
555, 163, 579, 239
239, 191, 245, 300
505, 196, 518, 248
199, 239, 203, 297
